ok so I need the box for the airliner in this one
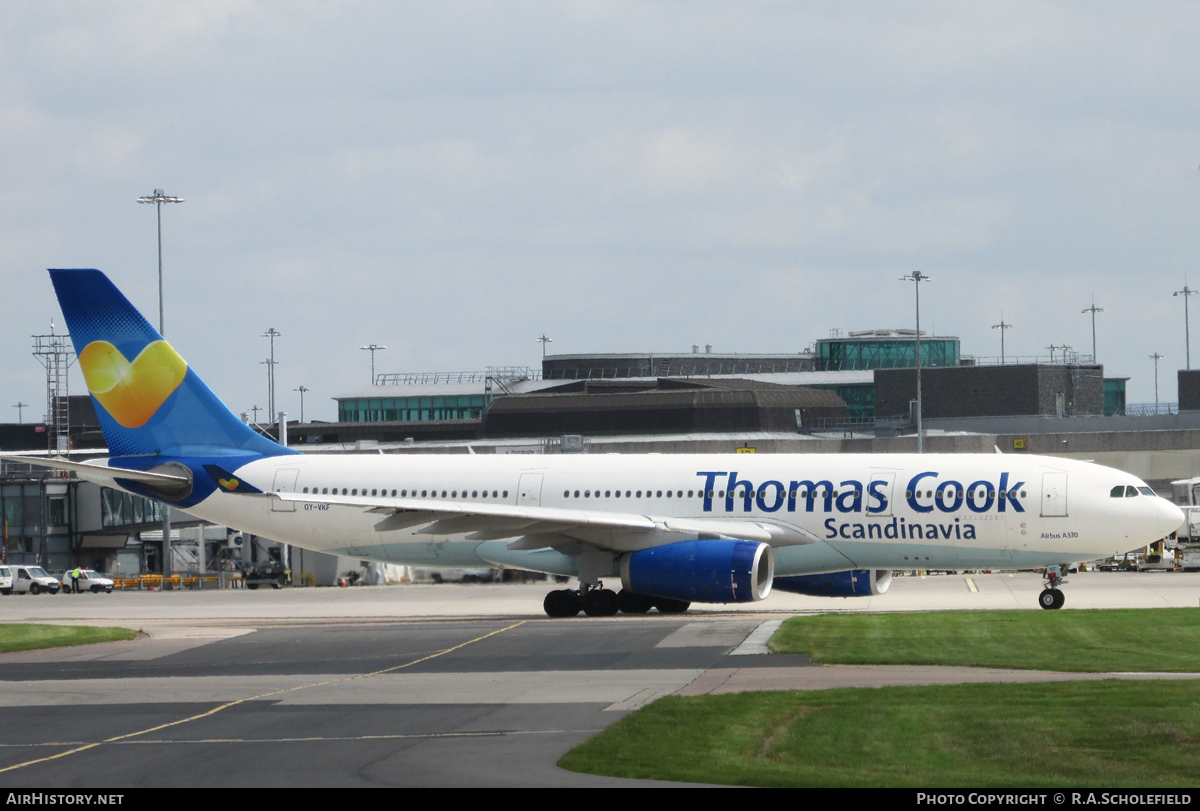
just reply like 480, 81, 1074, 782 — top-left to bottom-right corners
4, 269, 1184, 616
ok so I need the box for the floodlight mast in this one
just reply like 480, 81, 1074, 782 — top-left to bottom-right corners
137, 189, 183, 580
1082, 297, 1103, 362
991, 316, 1012, 364
361, 344, 386, 384
1150, 352, 1165, 413
136, 189, 184, 334
1174, 285, 1198, 370
900, 271, 930, 453
294, 386, 310, 423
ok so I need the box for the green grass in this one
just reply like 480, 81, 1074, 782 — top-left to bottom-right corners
769, 608, 1200, 672
0, 624, 137, 654
560, 681, 1200, 787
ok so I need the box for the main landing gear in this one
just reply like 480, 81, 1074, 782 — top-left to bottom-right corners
1038, 564, 1068, 610
542, 583, 690, 618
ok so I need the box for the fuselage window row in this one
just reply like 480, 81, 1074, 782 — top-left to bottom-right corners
299, 487, 507, 498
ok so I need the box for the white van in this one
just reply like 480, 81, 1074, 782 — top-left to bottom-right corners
0, 566, 12, 595
13, 566, 61, 595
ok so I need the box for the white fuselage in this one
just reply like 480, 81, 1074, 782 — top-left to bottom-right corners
156, 452, 1182, 580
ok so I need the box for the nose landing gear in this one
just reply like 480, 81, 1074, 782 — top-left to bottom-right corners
1038, 564, 1067, 610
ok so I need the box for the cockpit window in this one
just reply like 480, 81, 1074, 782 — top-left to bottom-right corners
1138, 486, 1156, 496
1110, 486, 1124, 498
1125, 486, 1139, 498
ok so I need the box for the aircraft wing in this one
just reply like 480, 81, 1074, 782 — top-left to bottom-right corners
260, 491, 817, 551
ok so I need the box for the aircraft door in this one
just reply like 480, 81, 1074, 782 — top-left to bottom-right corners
271, 469, 300, 512
867, 472, 896, 517
517, 473, 544, 507
1041, 472, 1068, 517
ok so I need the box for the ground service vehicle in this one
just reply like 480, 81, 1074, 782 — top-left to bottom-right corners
61, 569, 115, 594
12, 566, 60, 595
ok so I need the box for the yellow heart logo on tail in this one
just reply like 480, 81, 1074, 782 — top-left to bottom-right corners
219, 478, 240, 491
79, 340, 188, 428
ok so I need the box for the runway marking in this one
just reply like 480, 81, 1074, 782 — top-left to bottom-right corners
0, 728, 595, 748
730, 620, 784, 655
0, 620, 526, 774
965, 578, 978, 593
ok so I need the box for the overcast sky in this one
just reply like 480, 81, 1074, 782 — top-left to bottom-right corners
3, 1, 1199, 424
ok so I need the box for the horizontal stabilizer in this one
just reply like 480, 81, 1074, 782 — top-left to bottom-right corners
0, 454, 189, 487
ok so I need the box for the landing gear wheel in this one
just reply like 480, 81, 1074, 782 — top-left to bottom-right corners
1038, 588, 1065, 610
653, 597, 691, 614
543, 589, 581, 618
583, 588, 619, 617
617, 590, 654, 614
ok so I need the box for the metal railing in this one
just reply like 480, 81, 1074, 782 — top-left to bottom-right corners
544, 360, 813, 379
1124, 402, 1178, 416
969, 353, 1096, 366
375, 367, 540, 386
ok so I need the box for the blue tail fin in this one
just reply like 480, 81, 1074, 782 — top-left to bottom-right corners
50, 269, 294, 459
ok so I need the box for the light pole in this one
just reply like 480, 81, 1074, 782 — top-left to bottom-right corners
262, 328, 281, 416
136, 189, 184, 334
991, 316, 1012, 364
1082, 297, 1103, 362
1150, 352, 1165, 413
294, 386, 310, 423
360, 344, 386, 384
12, 402, 27, 423
900, 271, 930, 453
137, 189, 183, 579
259, 358, 277, 418
250, 405, 262, 424
1174, 285, 1197, 370
536, 335, 553, 357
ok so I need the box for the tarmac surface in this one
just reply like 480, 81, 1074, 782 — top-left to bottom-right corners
2, 571, 1200, 787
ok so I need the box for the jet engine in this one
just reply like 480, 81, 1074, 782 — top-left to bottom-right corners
620, 538, 774, 603
773, 569, 892, 597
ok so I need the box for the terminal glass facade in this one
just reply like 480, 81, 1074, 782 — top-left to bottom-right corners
338, 395, 488, 423
816, 337, 960, 371
808, 383, 875, 421
100, 487, 163, 528
1104, 378, 1127, 417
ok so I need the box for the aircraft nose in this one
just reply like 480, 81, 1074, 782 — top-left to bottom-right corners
1155, 498, 1185, 538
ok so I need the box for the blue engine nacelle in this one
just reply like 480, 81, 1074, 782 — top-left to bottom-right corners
620, 539, 774, 604
772, 569, 892, 597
